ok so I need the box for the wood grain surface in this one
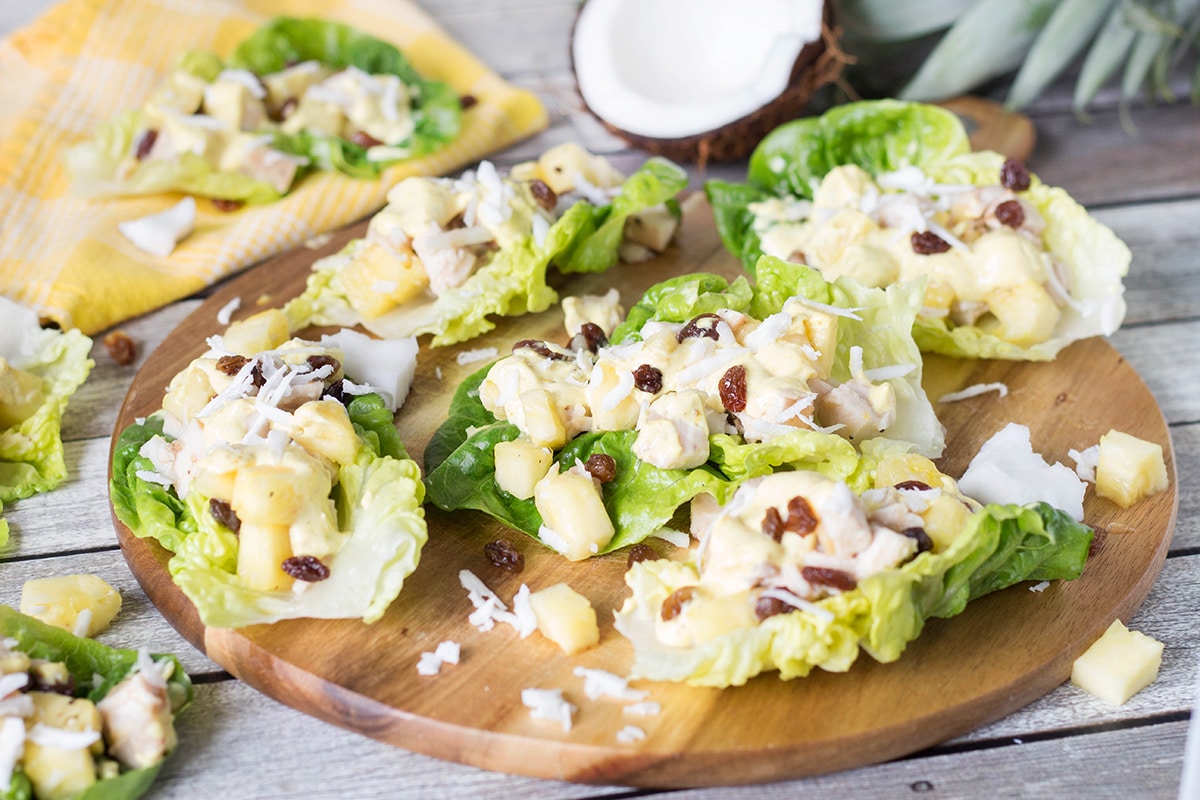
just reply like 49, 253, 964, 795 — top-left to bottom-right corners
108, 200, 1178, 788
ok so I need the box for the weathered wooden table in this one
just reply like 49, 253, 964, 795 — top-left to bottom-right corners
2, 1, 1197, 797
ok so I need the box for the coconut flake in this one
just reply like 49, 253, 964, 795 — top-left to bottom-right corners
1029, 581, 1051, 593
958, 423, 1086, 521
510, 584, 538, 638
456, 347, 499, 366
118, 196, 196, 257
573, 667, 649, 702
938, 382, 1009, 403
652, 528, 690, 548
865, 363, 916, 382
623, 701, 662, 717
1069, 444, 1100, 483
794, 297, 863, 321
0, 673, 28, 699
616, 725, 646, 744
27, 723, 101, 751
0, 717, 25, 792
73, 608, 93, 638
321, 329, 418, 412
135, 469, 173, 487
521, 688, 576, 732
417, 640, 461, 676
216, 297, 241, 325
759, 587, 835, 624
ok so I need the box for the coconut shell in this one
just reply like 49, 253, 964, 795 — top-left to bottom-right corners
571, 2, 847, 168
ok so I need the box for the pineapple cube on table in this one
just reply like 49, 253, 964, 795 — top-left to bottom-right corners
20, 574, 122, 637
528, 583, 600, 655
1095, 430, 1169, 507
1071, 618, 1164, 705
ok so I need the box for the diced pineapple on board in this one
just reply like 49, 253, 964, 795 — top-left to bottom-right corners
20, 574, 122, 637
1095, 429, 1169, 507
1070, 618, 1163, 705
528, 583, 600, 655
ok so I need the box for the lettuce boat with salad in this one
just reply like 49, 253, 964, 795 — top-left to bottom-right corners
67, 17, 462, 203
424, 256, 944, 560
110, 311, 425, 628
614, 464, 1094, 687
0, 297, 94, 545
706, 99, 1131, 360
0, 605, 192, 799
283, 144, 688, 346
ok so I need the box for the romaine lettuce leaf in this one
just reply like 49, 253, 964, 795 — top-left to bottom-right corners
614, 502, 1093, 686
0, 299, 94, 544
705, 99, 1131, 360
109, 394, 426, 627
0, 605, 193, 800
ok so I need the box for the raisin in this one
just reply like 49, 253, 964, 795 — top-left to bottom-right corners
577, 322, 608, 353
459, 94, 478, 110
102, 330, 137, 366
321, 379, 350, 406
761, 507, 785, 542
281, 555, 330, 582
719, 364, 747, 413
626, 543, 657, 569
30, 672, 74, 696
1000, 158, 1031, 192
633, 364, 663, 393
677, 313, 722, 343
901, 526, 933, 554
212, 198, 244, 213
911, 231, 951, 255
801, 566, 857, 592
348, 130, 383, 148
209, 498, 241, 534
995, 199, 1025, 228
725, 412, 745, 436
512, 339, 569, 360
306, 354, 340, 374
484, 539, 524, 573
250, 362, 266, 388
660, 586, 696, 621
785, 496, 819, 535
755, 595, 790, 621
584, 453, 617, 484
529, 178, 558, 212
134, 129, 158, 160
894, 480, 932, 492
215, 355, 250, 376
277, 97, 298, 121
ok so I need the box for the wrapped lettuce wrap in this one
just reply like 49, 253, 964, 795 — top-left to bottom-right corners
0, 605, 192, 799
283, 147, 688, 346
424, 257, 944, 560
66, 17, 461, 202
0, 297, 94, 545
613, 466, 1093, 687
706, 100, 1130, 360
110, 327, 426, 628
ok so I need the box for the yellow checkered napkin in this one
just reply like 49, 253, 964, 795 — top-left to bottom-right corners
0, 0, 548, 335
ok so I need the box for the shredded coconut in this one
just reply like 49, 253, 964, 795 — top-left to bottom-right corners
456, 347, 499, 366
521, 688, 576, 732
0, 717, 25, 792
573, 667, 649, 702
417, 640, 461, 676
622, 701, 662, 717
938, 382, 1009, 403
652, 528, 690, 548
1069, 444, 1100, 483
616, 725, 646, 744
216, 297, 241, 325
27, 723, 100, 750
73, 608, 93, 638
1029, 581, 1051, 593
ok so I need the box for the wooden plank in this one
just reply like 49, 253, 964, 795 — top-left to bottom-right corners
1111, 320, 1200, 426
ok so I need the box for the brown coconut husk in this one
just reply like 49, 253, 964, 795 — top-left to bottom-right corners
572, 3, 849, 169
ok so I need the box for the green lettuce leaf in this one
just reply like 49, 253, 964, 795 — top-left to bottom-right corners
0, 302, 94, 544
706, 99, 1130, 359
0, 605, 193, 800
109, 394, 426, 627
614, 502, 1093, 686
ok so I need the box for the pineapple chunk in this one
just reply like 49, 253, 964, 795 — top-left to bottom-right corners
231, 463, 306, 525
514, 387, 567, 450
24, 693, 102, 800
236, 521, 294, 592
161, 363, 214, 426
528, 583, 599, 655
524, 143, 624, 195
533, 468, 615, 561
20, 574, 122, 637
653, 588, 758, 648
1095, 430, 1168, 507
221, 308, 289, 356
1071, 619, 1163, 705
623, 204, 678, 252
335, 241, 429, 320
493, 439, 553, 500
873, 454, 952, 492
921, 494, 972, 552
289, 400, 360, 465
0, 357, 45, 430
982, 280, 1060, 347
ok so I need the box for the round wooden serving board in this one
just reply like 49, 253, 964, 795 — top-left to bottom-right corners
110, 198, 1178, 788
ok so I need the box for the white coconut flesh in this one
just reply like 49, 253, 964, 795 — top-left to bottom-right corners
573, 0, 825, 139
